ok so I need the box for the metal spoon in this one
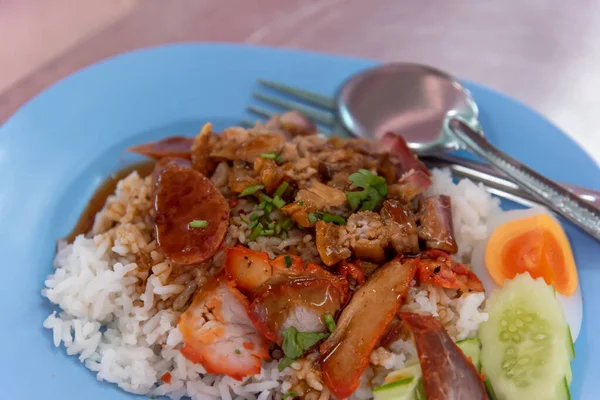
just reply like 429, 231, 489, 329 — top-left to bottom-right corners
336, 63, 600, 242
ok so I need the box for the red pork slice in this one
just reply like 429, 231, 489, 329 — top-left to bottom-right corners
320, 257, 418, 399
248, 275, 344, 344
153, 160, 229, 265
418, 195, 458, 254
380, 132, 430, 176
389, 169, 432, 203
417, 249, 484, 292
178, 276, 269, 380
399, 312, 487, 400
129, 136, 193, 160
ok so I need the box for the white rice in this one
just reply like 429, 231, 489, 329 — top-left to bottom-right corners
42, 168, 496, 399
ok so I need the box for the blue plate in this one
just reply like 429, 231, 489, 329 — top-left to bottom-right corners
1, 44, 598, 399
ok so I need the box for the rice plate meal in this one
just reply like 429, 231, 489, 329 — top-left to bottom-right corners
42, 111, 582, 400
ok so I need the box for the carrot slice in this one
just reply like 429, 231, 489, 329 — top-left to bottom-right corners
485, 213, 578, 295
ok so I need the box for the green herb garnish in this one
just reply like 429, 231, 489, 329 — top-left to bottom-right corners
308, 213, 319, 224
274, 181, 289, 198
250, 213, 260, 221
239, 184, 265, 197
258, 193, 273, 203
321, 213, 346, 225
188, 220, 208, 229
262, 229, 275, 236
264, 202, 273, 214
282, 392, 297, 399
278, 326, 329, 371
267, 221, 276, 230
281, 218, 294, 230
323, 313, 336, 333
272, 196, 286, 209
280, 231, 288, 240
296, 200, 304, 206
345, 169, 387, 211
235, 349, 241, 354
249, 219, 259, 229
248, 224, 264, 241
284, 255, 292, 268
260, 152, 278, 160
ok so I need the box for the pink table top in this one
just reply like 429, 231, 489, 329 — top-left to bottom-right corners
2, 0, 599, 163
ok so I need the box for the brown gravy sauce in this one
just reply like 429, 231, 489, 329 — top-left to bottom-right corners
65, 160, 156, 243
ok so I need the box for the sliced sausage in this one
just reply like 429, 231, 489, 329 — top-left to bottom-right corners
154, 161, 229, 265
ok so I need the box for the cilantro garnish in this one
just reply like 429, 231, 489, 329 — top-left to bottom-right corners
278, 326, 329, 371
345, 169, 387, 211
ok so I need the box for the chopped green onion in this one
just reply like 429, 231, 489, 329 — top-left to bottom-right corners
239, 184, 265, 197
321, 213, 346, 225
258, 201, 267, 210
272, 196, 286, 209
189, 220, 208, 229
308, 213, 319, 224
284, 255, 292, 268
276, 155, 284, 164
249, 220, 259, 229
275, 222, 282, 235
249, 224, 264, 241
323, 313, 336, 333
282, 392, 297, 400
261, 229, 275, 236
281, 219, 294, 230
274, 181, 289, 198
258, 193, 273, 203
264, 203, 273, 214
267, 221, 276, 230
297, 200, 305, 206
280, 231, 288, 240
239, 215, 250, 224
235, 349, 241, 354
260, 152, 278, 159
250, 213, 260, 221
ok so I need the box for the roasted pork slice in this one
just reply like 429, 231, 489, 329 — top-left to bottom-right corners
129, 136, 193, 160
224, 246, 349, 300
400, 312, 487, 400
248, 274, 344, 344
178, 276, 269, 381
380, 132, 430, 176
388, 169, 432, 203
418, 195, 458, 254
320, 257, 418, 399
416, 249, 484, 292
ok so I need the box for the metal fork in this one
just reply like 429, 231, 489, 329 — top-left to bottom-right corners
241, 79, 600, 210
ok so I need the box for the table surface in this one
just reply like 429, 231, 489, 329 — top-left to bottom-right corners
1, 0, 599, 165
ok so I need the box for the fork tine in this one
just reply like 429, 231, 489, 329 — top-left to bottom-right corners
252, 92, 336, 127
258, 79, 336, 110
247, 105, 275, 119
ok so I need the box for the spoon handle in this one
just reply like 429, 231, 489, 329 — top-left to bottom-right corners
449, 119, 600, 242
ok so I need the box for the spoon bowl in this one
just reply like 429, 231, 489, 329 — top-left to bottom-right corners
336, 62, 600, 242
336, 63, 481, 155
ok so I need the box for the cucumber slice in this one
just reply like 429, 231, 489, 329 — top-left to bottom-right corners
456, 338, 481, 372
374, 364, 422, 400
479, 273, 573, 400
566, 324, 575, 361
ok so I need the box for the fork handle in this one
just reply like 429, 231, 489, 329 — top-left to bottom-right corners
449, 119, 600, 242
